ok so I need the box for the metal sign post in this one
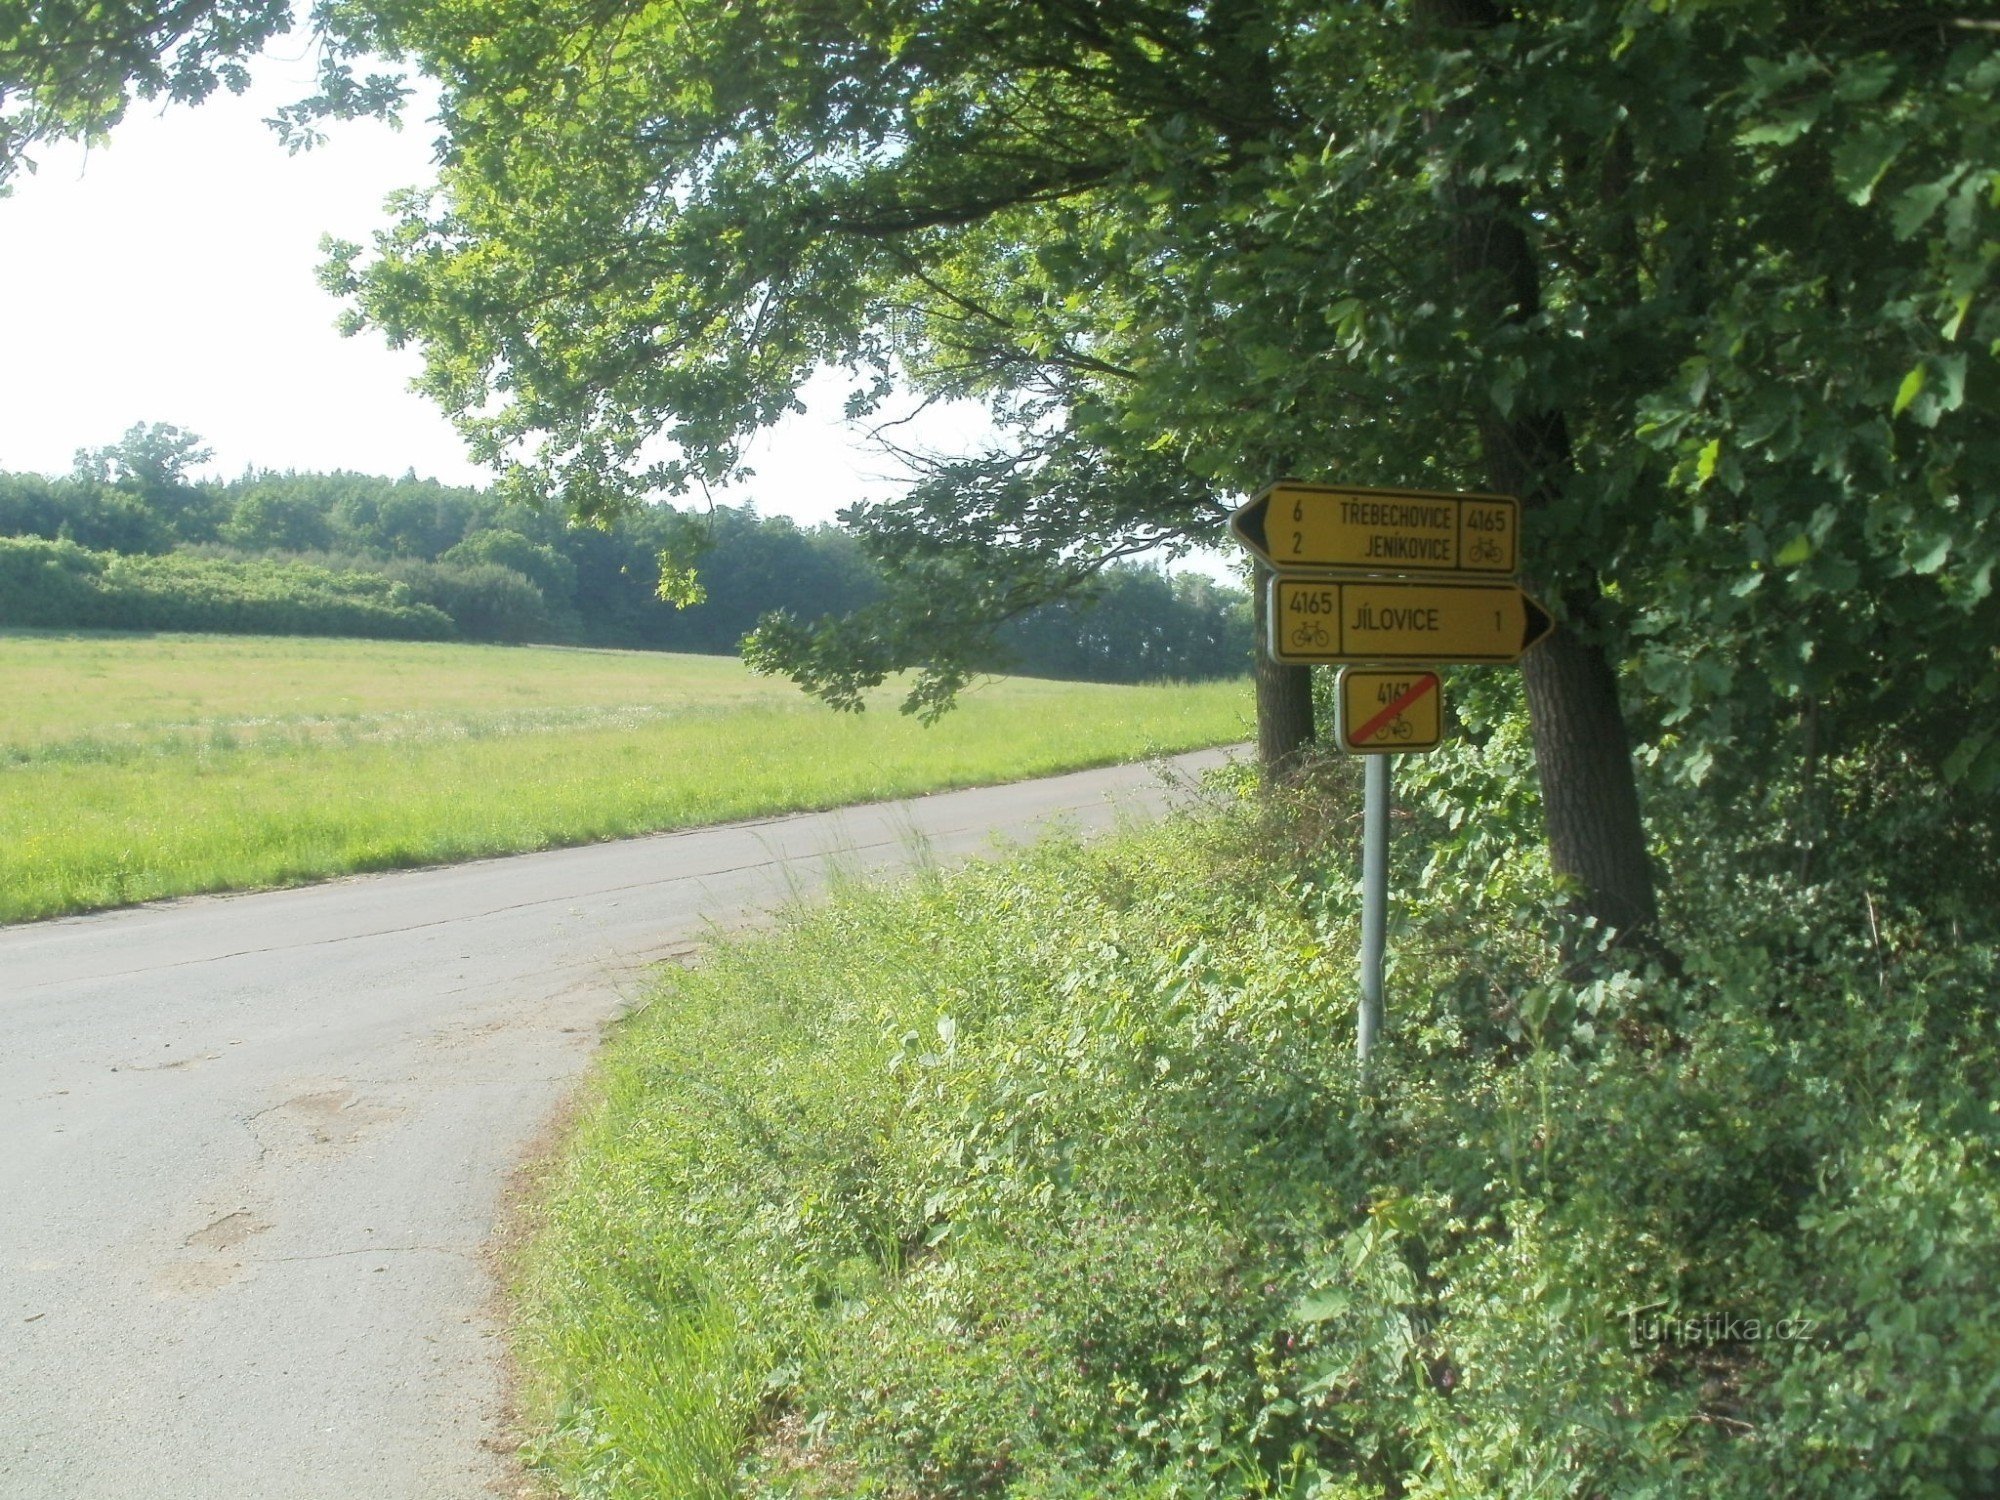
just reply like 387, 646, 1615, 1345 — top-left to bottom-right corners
1342, 670, 1434, 1070
1226, 476, 1553, 1074
1358, 754, 1389, 1066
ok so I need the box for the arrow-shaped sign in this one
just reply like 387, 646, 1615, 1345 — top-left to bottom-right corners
1267, 575, 1554, 665
1233, 482, 1519, 576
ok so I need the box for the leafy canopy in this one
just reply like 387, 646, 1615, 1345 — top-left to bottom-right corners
322, 1, 1997, 777
0, 2, 289, 186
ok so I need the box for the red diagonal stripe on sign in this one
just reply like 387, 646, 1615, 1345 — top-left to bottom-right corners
1354, 673, 1439, 746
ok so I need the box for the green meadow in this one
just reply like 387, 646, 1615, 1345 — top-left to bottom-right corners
0, 631, 1249, 924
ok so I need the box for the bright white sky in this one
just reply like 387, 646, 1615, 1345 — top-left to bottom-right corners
0, 48, 1237, 578
0, 49, 972, 528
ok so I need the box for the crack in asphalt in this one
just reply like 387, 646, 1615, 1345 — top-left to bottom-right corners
262, 1246, 460, 1264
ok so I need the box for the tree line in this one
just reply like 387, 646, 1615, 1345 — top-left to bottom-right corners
0, 423, 1249, 682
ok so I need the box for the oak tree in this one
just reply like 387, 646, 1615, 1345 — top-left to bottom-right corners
319, 0, 2000, 940
1, 1, 290, 185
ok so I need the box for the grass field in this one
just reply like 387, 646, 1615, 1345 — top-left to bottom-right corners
0, 631, 1250, 924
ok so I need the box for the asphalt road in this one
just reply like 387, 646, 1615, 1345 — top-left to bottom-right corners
0, 747, 1239, 1499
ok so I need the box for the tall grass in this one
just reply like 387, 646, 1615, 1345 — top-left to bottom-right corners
0, 631, 1250, 923
508, 766, 2000, 1499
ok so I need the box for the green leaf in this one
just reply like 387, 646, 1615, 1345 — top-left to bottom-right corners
1832, 56, 1898, 103
1893, 364, 1927, 417
1910, 535, 1952, 575
1736, 111, 1820, 149
1942, 291, 1973, 342
654, 560, 707, 608
1292, 1290, 1351, 1324
1774, 533, 1813, 567
1935, 353, 1968, 413
1892, 172, 1965, 240
1942, 729, 1991, 784
1695, 438, 1722, 485
1832, 128, 1905, 206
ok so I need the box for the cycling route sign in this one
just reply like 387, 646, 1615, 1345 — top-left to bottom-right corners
1267, 575, 1554, 666
1230, 481, 1518, 576
1336, 669, 1443, 755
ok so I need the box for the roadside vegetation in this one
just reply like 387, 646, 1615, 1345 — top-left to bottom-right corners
0, 631, 1247, 924
510, 692, 1999, 1498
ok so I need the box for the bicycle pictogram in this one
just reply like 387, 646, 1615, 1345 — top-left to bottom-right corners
1466, 536, 1503, 566
1289, 621, 1330, 649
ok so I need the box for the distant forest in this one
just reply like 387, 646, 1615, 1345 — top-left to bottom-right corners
0, 424, 1249, 684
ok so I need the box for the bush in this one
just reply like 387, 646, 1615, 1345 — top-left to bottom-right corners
441, 528, 580, 608
0, 537, 454, 639
375, 557, 556, 643
188, 545, 560, 643
513, 743, 2000, 1499
0, 536, 110, 624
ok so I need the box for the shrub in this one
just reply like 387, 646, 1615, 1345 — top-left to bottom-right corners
441, 528, 580, 607
0, 537, 453, 639
0, 536, 109, 624
376, 557, 557, 643
515, 746, 2000, 1499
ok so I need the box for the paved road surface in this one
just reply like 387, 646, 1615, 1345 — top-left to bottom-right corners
0, 748, 1239, 1499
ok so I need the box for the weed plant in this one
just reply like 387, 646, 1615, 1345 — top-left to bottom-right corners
513, 704, 2000, 1497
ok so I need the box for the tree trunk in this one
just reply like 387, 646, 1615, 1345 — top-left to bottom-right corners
1473, 419, 1660, 941
1416, 0, 1660, 942
1251, 561, 1316, 778
1520, 609, 1658, 937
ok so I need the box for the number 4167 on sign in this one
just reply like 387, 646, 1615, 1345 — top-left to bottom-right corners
1335, 669, 1444, 755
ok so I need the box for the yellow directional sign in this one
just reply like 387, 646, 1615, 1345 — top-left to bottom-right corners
1337, 669, 1444, 754
1267, 575, 1555, 665
1232, 482, 1519, 576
